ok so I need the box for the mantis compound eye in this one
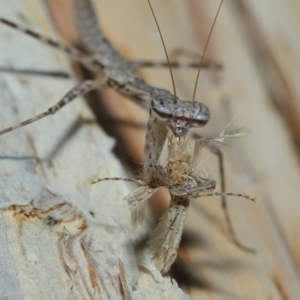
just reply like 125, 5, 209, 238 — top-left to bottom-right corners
151, 98, 172, 121
192, 102, 210, 127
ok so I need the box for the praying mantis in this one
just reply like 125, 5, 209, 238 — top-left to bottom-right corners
0, 0, 254, 282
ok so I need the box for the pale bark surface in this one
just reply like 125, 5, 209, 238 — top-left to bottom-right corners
0, 0, 187, 299
1, 0, 300, 299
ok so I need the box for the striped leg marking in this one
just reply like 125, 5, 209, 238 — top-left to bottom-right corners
0, 17, 89, 63
130, 59, 223, 70
0, 80, 96, 136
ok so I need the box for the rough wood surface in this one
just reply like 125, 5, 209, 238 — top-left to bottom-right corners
1, 0, 300, 299
0, 0, 187, 299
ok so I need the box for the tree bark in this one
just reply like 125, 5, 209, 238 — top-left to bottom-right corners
0, 0, 187, 299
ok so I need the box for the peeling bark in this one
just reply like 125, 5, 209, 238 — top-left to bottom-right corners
0, 1, 187, 299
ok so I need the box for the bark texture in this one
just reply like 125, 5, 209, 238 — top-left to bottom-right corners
0, 0, 187, 299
